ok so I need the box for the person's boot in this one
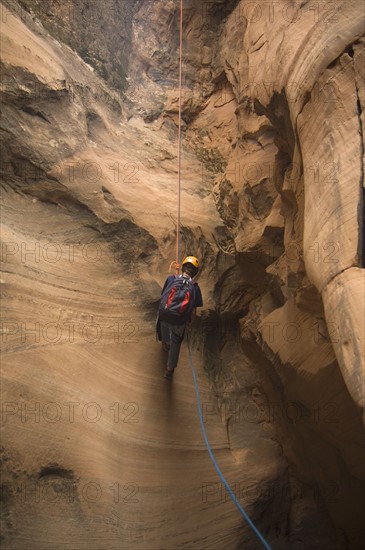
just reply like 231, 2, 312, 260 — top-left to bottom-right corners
164, 368, 174, 380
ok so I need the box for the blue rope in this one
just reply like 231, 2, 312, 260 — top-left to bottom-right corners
186, 337, 272, 550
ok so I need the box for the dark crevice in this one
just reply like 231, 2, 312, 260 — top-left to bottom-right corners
324, 266, 351, 289
325, 39, 362, 72
38, 465, 75, 480
358, 175, 365, 268
357, 124, 364, 266
300, 90, 312, 114
21, 106, 50, 123
297, 41, 362, 122
354, 77, 364, 267
253, 92, 296, 161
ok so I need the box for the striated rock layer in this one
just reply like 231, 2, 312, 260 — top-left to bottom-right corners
1, 0, 364, 548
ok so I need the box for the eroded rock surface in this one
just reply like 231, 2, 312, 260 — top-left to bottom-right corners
1, 1, 364, 548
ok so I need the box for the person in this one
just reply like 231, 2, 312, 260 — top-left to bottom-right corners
157, 256, 203, 380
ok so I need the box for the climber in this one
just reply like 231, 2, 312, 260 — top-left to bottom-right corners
156, 256, 203, 380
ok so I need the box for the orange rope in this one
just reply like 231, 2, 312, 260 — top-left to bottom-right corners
176, 0, 183, 275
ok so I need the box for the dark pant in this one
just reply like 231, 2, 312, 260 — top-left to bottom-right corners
161, 321, 186, 370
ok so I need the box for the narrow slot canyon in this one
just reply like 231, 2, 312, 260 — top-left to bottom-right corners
0, 1, 364, 548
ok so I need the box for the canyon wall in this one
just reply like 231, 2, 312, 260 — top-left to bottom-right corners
1, 1, 364, 548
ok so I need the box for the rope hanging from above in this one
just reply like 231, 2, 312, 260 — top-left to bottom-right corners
176, 4, 271, 548
176, 0, 183, 275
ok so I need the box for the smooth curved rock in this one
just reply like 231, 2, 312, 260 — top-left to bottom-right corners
1, 0, 365, 548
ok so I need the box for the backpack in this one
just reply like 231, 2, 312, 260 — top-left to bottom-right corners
158, 275, 196, 325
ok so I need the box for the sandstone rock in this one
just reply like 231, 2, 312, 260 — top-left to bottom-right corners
299, 53, 363, 292
323, 268, 365, 411
1, 0, 364, 548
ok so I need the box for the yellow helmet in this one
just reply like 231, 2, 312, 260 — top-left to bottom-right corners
182, 256, 199, 269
